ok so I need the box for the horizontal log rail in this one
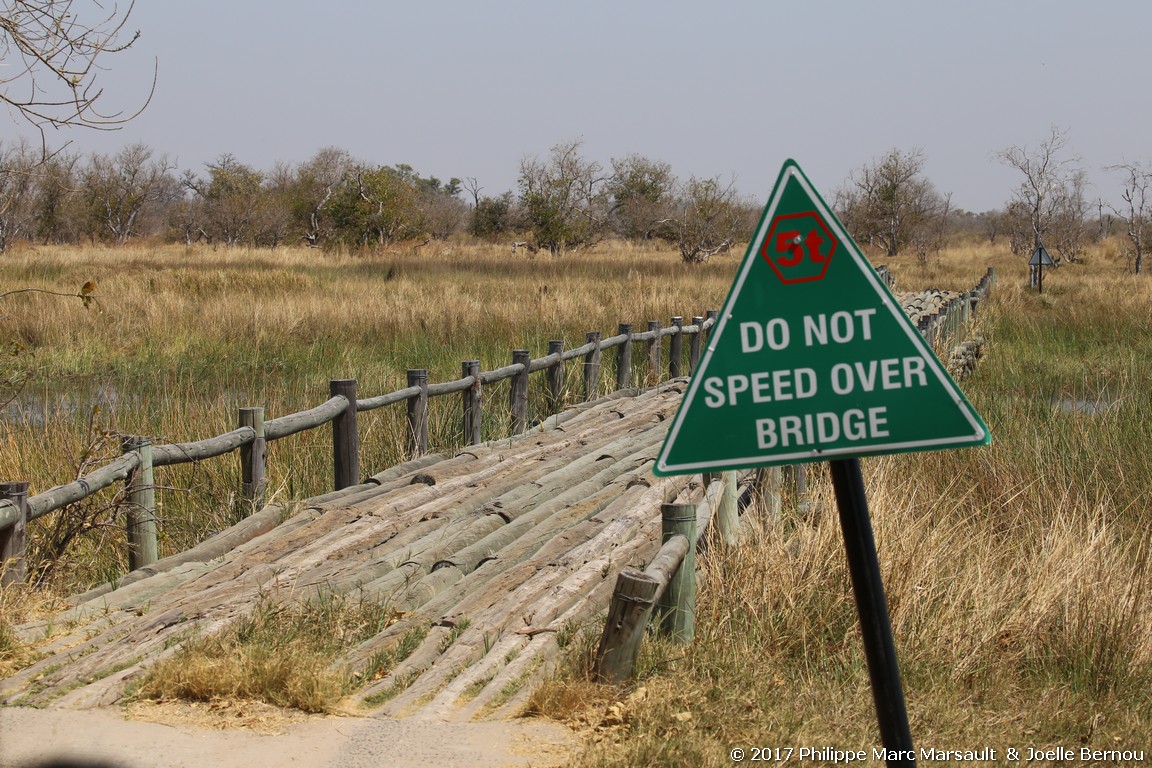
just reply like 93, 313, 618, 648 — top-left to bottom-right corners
0, 265, 995, 587
0, 311, 725, 584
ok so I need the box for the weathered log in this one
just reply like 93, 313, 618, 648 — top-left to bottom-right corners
151, 426, 255, 468
26, 452, 141, 521
264, 395, 346, 439
595, 570, 662, 683
330, 379, 360, 490
0, 482, 29, 586
238, 407, 266, 510
122, 436, 158, 570
658, 503, 696, 644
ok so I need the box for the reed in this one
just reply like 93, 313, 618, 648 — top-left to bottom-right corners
534, 240, 1152, 765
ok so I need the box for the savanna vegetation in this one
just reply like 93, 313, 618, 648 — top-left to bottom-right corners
1, 3, 1150, 762
1, 233, 1150, 765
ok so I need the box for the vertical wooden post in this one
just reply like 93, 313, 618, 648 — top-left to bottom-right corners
646, 320, 662, 385
406, 369, 429, 458
510, 349, 530, 434
462, 360, 482, 446
122, 436, 158, 570
756, 466, 783, 526
331, 378, 360, 490
658, 503, 696, 643
594, 569, 661, 683
546, 340, 565, 414
583, 331, 601, 401
704, 310, 719, 347
238, 407, 266, 513
688, 315, 704, 374
669, 316, 683, 378
0, 482, 29, 586
716, 470, 739, 546
616, 324, 632, 391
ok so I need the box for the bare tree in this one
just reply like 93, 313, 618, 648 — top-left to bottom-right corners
658, 176, 743, 264
82, 143, 174, 242
518, 139, 614, 255
183, 155, 266, 246
1106, 161, 1152, 275
0, 138, 38, 252
835, 148, 947, 258
293, 146, 352, 247
998, 126, 1084, 263
0, 0, 153, 139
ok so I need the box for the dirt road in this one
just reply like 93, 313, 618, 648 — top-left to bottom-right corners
0, 706, 574, 768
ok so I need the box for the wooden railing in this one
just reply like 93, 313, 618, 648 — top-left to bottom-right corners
0, 266, 996, 589
0, 311, 724, 585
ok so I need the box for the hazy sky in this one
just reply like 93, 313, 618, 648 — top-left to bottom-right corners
19, 0, 1152, 213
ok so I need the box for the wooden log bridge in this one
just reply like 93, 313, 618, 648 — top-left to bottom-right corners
0, 384, 748, 721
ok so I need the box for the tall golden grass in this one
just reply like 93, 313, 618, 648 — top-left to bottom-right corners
1, 239, 735, 587
3, 237, 1151, 759
530, 242, 1152, 765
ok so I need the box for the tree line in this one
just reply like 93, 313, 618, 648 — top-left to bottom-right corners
0, 131, 1147, 271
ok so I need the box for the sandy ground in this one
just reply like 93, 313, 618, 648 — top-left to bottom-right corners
0, 704, 576, 768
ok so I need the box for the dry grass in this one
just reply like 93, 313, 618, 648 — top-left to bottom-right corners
526, 240, 1152, 765
0, 239, 736, 590
3, 236, 1151, 758
134, 593, 401, 714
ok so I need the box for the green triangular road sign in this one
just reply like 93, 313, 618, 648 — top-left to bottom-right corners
654, 159, 989, 476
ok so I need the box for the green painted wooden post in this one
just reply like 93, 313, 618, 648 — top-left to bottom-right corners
658, 502, 696, 643
122, 436, 158, 570
0, 482, 29, 586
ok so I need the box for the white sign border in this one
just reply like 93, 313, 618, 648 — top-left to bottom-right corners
655, 160, 988, 475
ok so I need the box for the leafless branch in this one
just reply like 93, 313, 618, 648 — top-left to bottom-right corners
0, 0, 155, 142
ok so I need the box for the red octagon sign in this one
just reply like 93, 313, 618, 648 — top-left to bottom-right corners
761, 211, 837, 284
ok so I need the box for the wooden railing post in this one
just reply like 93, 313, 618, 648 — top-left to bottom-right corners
583, 331, 601, 401
546, 340, 565, 414
595, 570, 661, 683
121, 436, 158, 570
406, 369, 429, 457
717, 470, 739, 546
616, 324, 632, 391
756, 466, 783, 527
238, 406, 266, 512
669, 316, 683, 378
510, 349, 530, 434
705, 309, 719, 347
658, 502, 696, 644
646, 320, 662, 385
462, 360, 482, 446
331, 378, 360, 490
0, 482, 29, 586
688, 315, 704, 374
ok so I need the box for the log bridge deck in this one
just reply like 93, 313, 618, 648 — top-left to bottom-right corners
2, 384, 717, 721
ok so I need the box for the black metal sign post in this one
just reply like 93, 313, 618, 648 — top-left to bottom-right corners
830, 458, 916, 767
1030, 240, 1054, 294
